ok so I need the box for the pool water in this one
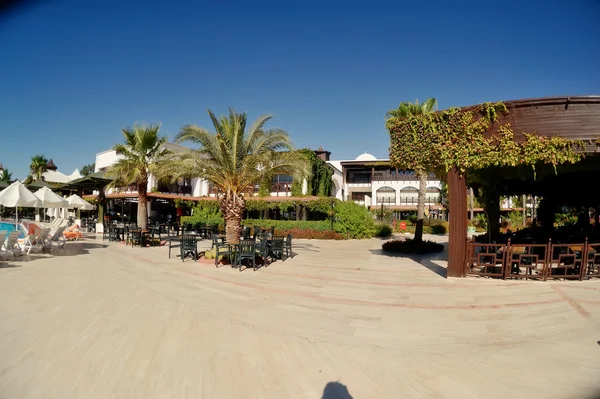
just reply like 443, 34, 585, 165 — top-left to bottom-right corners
0, 222, 26, 238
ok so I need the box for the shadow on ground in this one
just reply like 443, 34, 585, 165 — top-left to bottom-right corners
369, 243, 449, 278
322, 381, 353, 399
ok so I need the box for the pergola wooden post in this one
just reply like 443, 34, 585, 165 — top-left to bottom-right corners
447, 167, 468, 278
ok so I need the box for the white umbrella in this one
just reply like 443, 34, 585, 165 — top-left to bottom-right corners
66, 194, 95, 211
0, 181, 41, 225
35, 186, 69, 223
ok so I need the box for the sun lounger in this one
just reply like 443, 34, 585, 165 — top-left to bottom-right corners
1, 230, 22, 258
23, 227, 51, 254
44, 226, 66, 250
0, 231, 7, 260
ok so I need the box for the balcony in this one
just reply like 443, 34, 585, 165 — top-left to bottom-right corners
156, 183, 193, 196
372, 172, 436, 182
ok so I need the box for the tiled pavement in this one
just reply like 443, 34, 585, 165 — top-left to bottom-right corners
0, 235, 599, 398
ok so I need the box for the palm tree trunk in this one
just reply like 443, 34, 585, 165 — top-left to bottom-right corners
469, 187, 475, 221
221, 193, 244, 245
414, 170, 427, 242
137, 177, 149, 231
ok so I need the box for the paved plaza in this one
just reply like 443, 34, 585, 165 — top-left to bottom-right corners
0, 235, 599, 398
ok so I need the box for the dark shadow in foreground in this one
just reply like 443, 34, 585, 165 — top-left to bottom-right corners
321, 381, 353, 399
369, 243, 448, 279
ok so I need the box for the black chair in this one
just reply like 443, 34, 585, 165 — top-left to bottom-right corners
256, 238, 270, 267
242, 226, 251, 239
235, 239, 256, 271
129, 229, 143, 248
167, 232, 182, 259
180, 234, 198, 262
269, 236, 285, 262
151, 224, 162, 241
109, 226, 119, 242
213, 235, 233, 267
102, 223, 109, 241
284, 234, 293, 260
211, 233, 226, 250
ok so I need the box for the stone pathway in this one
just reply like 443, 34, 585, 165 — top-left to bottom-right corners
0, 235, 598, 398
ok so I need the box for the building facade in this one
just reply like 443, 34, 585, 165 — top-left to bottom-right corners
327, 153, 444, 212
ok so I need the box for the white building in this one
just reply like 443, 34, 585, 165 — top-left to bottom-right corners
95, 143, 307, 199
327, 152, 444, 212
42, 159, 82, 183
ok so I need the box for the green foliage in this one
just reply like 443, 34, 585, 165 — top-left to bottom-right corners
0, 168, 13, 183
374, 223, 393, 238
274, 228, 344, 240
29, 154, 48, 181
407, 214, 418, 226
386, 102, 582, 180
333, 200, 376, 239
80, 163, 95, 177
382, 239, 444, 254
471, 214, 488, 230
429, 222, 448, 235
291, 149, 333, 196
245, 198, 334, 215
174, 198, 194, 209
242, 219, 331, 232
554, 212, 577, 227
503, 211, 525, 229
181, 201, 223, 225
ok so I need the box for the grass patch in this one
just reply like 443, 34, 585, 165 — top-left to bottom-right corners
382, 239, 444, 254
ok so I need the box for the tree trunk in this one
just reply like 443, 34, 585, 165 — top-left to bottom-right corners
482, 185, 501, 242
414, 170, 427, 242
137, 177, 148, 231
469, 187, 474, 221
220, 193, 245, 245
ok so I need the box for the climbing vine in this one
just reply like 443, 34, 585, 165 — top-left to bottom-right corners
290, 149, 333, 196
386, 102, 583, 180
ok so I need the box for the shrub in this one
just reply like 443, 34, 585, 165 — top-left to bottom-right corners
275, 228, 344, 240
374, 223, 393, 238
407, 214, 418, 226
181, 202, 223, 226
382, 239, 444, 254
242, 219, 331, 232
333, 201, 376, 239
428, 220, 448, 234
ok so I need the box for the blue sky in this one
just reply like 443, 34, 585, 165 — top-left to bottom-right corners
1, 0, 599, 179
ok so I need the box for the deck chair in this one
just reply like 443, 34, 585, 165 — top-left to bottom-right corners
0, 231, 7, 260
23, 227, 46, 255
45, 226, 66, 250
235, 239, 256, 271
2, 230, 22, 258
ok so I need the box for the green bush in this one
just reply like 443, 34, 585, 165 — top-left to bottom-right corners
275, 228, 345, 240
242, 219, 331, 232
429, 223, 447, 234
374, 223, 393, 238
382, 239, 444, 254
181, 202, 223, 226
407, 214, 418, 226
472, 213, 487, 230
503, 211, 525, 229
333, 201, 376, 239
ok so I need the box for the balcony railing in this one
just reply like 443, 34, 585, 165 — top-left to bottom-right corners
347, 173, 438, 184
347, 177, 371, 184
157, 183, 193, 196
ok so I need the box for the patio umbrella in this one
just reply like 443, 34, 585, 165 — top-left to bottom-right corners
0, 181, 41, 226
66, 194, 95, 211
34, 186, 69, 222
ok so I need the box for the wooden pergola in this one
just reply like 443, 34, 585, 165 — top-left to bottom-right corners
447, 95, 600, 278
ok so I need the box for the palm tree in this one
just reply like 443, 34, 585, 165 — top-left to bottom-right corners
30, 154, 48, 181
80, 163, 95, 177
0, 168, 12, 183
386, 98, 438, 242
172, 108, 309, 244
108, 124, 170, 231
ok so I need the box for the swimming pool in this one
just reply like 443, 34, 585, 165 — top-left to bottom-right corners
0, 221, 26, 238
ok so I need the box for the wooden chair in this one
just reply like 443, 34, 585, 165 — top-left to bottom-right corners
256, 238, 270, 267
213, 235, 233, 267
167, 231, 181, 259
269, 236, 285, 262
284, 234, 293, 260
128, 229, 143, 248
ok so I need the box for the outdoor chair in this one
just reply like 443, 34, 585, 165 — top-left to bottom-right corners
255, 237, 270, 267
109, 226, 120, 242
167, 231, 182, 259
151, 224, 162, 241
1, 231, 22, 258
23, 227, 49, 255
284, 234, 293, 260
128, 229, 143, 248
46, 226, 66, 250
234, 239, 256, 271
269, 236, 285, 262
211, 234, 226, 250
242, 226, 251, 240
102, 223, 110, 240
213, 236, 233, 267
0, 231, 8, 260
180, 234, 198, 262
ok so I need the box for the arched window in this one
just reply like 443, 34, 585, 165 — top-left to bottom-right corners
376, 186, 396, 204
399, 186, 419, 205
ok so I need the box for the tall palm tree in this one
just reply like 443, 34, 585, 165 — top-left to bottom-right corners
172, 108, 309, 244
30, 154, 48, 181
108, 124, 170, 231
386, 98, 438, 242
0, 168, 12, 183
